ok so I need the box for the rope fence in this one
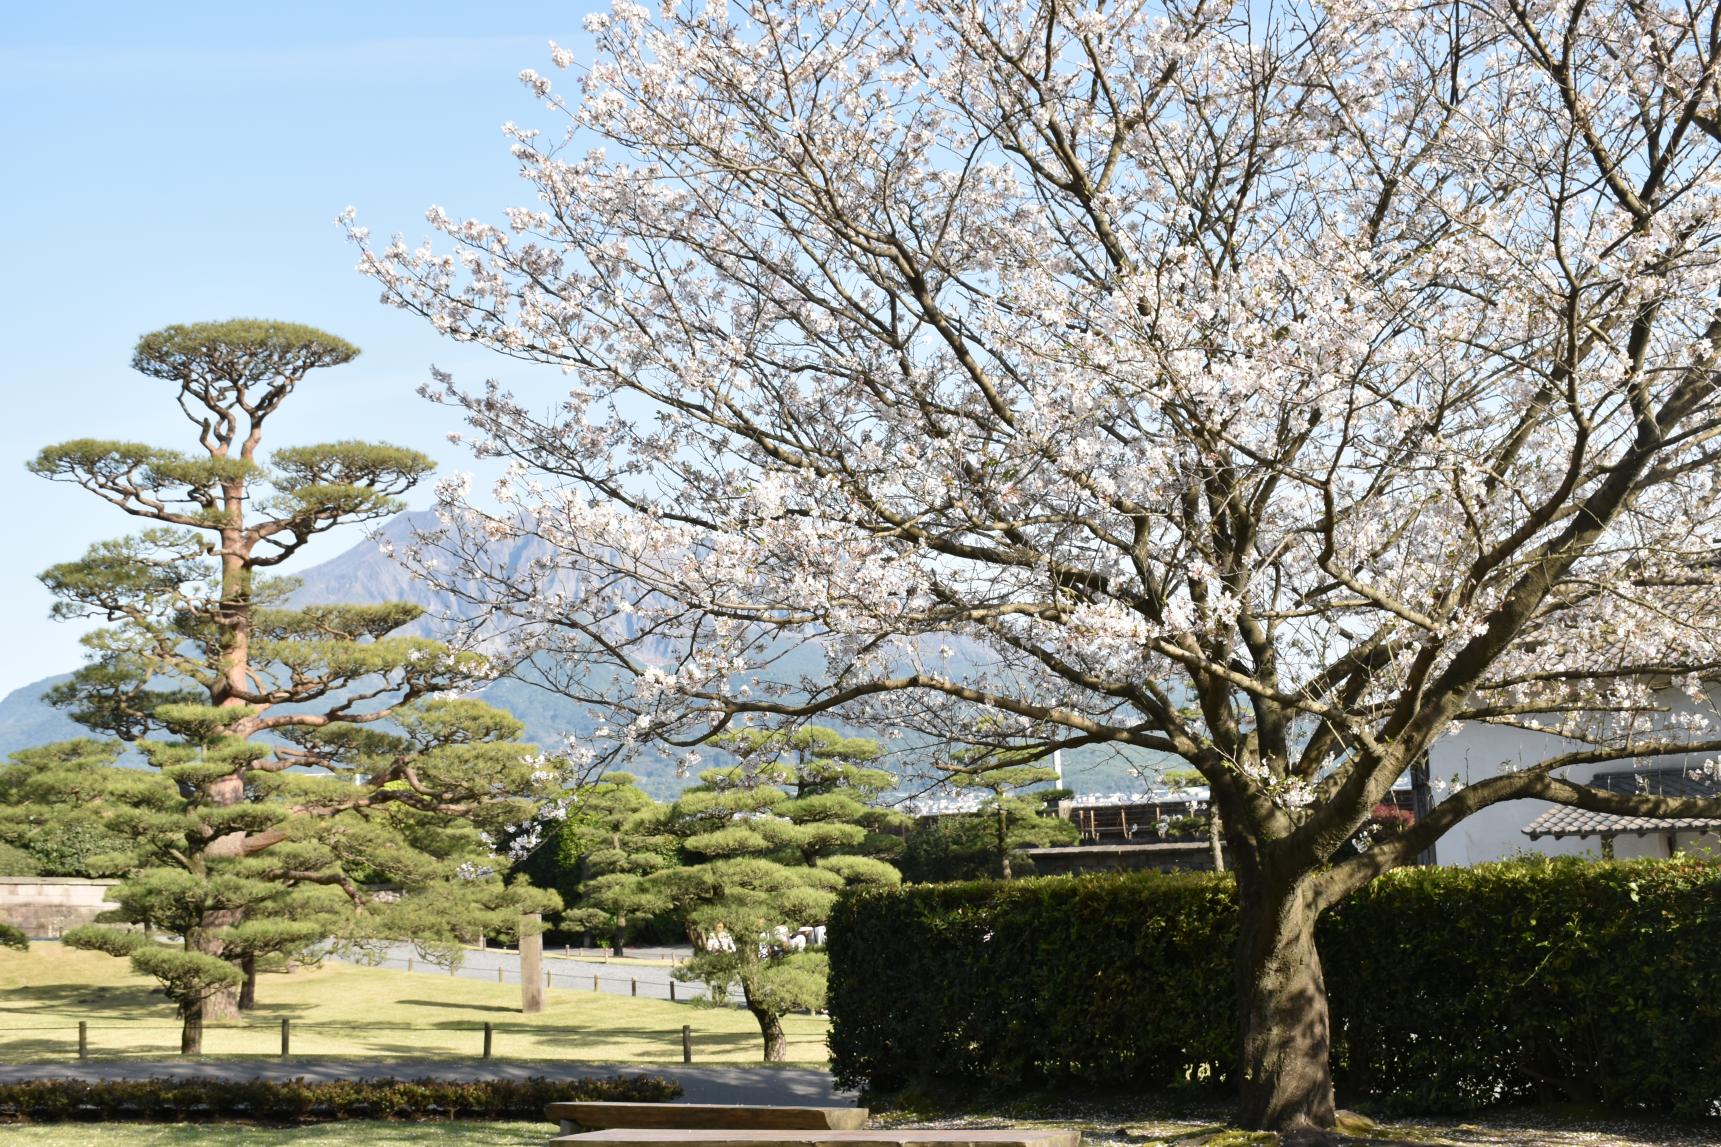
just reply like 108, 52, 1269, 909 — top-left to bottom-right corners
0, 1017, 826, 1064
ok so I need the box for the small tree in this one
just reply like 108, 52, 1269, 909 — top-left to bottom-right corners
553, 772, 675, 955
651, 730, 901, 1060
948, 762, 1076, 881
63, 925, 241, 1055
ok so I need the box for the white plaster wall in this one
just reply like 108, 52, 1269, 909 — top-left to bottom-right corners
1424, 687, 1721, 866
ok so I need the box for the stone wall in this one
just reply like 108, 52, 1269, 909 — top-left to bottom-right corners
0, 877, 118, 937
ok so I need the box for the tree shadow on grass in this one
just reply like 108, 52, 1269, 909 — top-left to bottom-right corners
395, 1000, 521, 1014
0, 980, 175, 1022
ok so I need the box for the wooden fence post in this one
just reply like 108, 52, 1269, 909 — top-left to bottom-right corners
669, 980, 676, 1002
630, 978, 637, 997
682, 1025, 692, 1063
593, 974, 599, 992
498, 967, 504, 984
483, 1022, 493, 1059
77, 1021, 87, 1059
280, 1018, 291, 1056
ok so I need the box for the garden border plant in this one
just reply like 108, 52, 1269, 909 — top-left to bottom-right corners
828, 857, 1721, 1120
0, 1074, 679, 1125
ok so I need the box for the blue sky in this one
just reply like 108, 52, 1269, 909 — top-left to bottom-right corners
0, 3, 593, 695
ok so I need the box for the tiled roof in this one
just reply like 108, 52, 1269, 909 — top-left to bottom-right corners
1522, 766, 1721, 839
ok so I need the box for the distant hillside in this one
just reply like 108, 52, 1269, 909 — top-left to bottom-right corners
0, 674, 86, 755
1, 511, 1177, 798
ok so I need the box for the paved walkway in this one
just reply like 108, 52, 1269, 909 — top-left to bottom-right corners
0, 1059, 854, 1107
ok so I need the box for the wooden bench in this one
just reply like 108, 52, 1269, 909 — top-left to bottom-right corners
550, 1130, 1081, 1147
547, 1102, 870, 1136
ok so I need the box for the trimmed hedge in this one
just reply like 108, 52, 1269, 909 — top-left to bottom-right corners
0, 1073, 680, 1125
827, 856, 1721, 1118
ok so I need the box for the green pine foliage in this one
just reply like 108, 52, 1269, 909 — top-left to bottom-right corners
901, 764, 1077, 883
62, 924, 244, 1054
653, 727, 905, 1061
827, 857, 1721, 1118
551, 771, 677, 955
0, 740, 154, 877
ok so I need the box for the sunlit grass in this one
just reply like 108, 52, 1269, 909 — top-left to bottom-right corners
0, 943, 828, 1064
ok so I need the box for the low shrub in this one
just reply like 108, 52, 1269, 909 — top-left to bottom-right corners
0, 1073, 680, 1124
828, 856, 1721, 1118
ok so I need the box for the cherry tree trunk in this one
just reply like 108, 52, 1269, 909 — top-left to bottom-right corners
1235, 878, 1337, 1140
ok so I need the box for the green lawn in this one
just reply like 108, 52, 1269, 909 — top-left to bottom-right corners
0, 1122, 544, 1146
0, 943, 828, 1064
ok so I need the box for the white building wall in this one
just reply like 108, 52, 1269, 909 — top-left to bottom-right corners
1424, 688, 1721, 866
1426, 720, 1600, 865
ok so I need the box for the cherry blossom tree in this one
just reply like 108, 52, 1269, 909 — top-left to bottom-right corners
348, 0, 1721, 1134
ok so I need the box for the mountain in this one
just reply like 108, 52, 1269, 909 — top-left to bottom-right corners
0, 673, 87, 754
0, 511, 1173, 798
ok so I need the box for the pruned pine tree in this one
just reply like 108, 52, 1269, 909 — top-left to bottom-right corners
554, 772, 675, 955
948, 763, 1077, 880
653, 731, 902, 1061
718, 727, 912, 866
29, 321, 573, 1015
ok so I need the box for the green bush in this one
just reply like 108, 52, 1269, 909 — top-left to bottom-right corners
0, 922, 28, 951
0, 1074, 680, 1124
828, 869, 1237, 1095
1323, 856, 1721, 1117
828, 856, 1721, 1118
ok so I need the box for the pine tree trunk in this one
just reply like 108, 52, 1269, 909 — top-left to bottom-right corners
238, 954, 257, 1010
752, 1004, 788, 1062
187, 927, 240, 1021
1235, 877, 1337, 1142
180, 1003, 204, 1056
738, 965, 788, 1062
997, 803, 1013, 880
611, 917, 627, 958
